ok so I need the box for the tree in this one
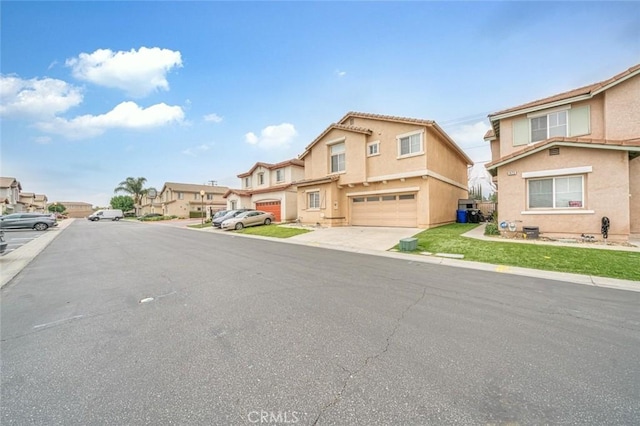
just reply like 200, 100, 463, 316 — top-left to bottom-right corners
110, 195, 134, 212
114, 177, 147, 214
48, 203, 66, 214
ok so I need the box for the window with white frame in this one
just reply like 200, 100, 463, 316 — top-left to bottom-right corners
244, 177, 251, 188
367, 141, 380, 156
398, 132, 422, 157
177, 192, 184, 200
276, 168, 284, 182
330, 143, 345, 173
258, 173, 265, 185
308, 191, 320, 209
531, 110, 568, 143
528, 175, 583, 209
230, 200, 237, 210
207, 193, 214, 200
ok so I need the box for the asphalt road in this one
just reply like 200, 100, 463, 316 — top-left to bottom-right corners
1, 228, 50, 255
2, 220, 639, 425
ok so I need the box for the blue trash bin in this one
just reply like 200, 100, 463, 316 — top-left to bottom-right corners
456, 209, 468, 223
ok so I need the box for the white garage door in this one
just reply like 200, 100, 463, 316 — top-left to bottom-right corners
351, 193, 417, 227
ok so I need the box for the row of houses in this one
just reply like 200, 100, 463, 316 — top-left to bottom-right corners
0, 177, 48, 215
5, 64, 638, 242
138, 63, 639, 242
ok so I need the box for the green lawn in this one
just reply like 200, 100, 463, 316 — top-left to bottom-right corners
401, 224, 640, 281
234, 224, 312, 238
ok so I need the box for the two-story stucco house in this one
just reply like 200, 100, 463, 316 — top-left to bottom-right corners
158, 182, 229, 218
296, 112, 473, 228
224, 159, 305, 222
485, 64, 640, 242
0, 177, 22, 214
19, 192, 36, 212
33, 194, 48, 213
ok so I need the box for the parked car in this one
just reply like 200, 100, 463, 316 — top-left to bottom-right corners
0, 230, 7, 254
0, 213, 58, 231
138, 213, 163, 220
212, 210, 229, 220
221, 210, 275, 230
87, 209, 124, 221
212, 209, 253, 228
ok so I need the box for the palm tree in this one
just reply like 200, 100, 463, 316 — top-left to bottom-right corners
114, 177, 147, 215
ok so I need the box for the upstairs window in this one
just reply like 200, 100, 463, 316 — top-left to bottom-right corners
177, 192, 184, 200
330, 143, 345, 173
258, 173, 265, 185
367, 141, 380, 157
276, 169, 284, 182
244, 177, 251, 188
531, 110, 568, 143
398, 131, 423, 157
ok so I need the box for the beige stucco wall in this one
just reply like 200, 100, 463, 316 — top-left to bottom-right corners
426, 130, 469, 186
497, 147, 631, 241
630, 156, 640, 235
604, 75, 640, 140
428, 177, 468, 227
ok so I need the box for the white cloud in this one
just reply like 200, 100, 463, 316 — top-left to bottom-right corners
244, 123, 297, 149
0, 75, 83, 118
182, 143, 213, 156
66, 47, 183, 97
36, 101, 185, 139
204, 113, 223, 123
335, 69, 347, 77
448, 121, 491, 146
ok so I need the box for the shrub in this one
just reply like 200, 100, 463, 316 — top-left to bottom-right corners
484, 222, 500, 236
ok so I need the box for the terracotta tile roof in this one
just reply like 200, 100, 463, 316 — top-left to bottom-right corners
490, 63, 640, 118
486, 137, 640, 170
338, 111, 435, 127
223, 183, 295, 198
0, 177, 20, 189
293, 175, 340, 188
160, 182, 229, 194
237, 158, 304, 178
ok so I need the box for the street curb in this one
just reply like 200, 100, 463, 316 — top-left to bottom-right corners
192, 226, 640, 293
0, 219, 75, 289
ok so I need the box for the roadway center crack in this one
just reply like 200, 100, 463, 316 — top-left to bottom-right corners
312, 285, 428, 425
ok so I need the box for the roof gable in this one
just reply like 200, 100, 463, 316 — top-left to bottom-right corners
237, 158, 304, 178
300, 123, 373, 159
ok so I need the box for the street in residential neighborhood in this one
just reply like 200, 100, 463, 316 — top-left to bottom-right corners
2, 220, 639, 425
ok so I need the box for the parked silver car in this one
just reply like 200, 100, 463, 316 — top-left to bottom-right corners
0, 213, 58, 231
221, 210, 275, 230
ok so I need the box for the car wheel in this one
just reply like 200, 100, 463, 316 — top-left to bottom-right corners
264, 218, 271, 225
34, 223, 49, 231
94, 217, 100, 221
114, 217, 120, 221
235, 222, 244, 230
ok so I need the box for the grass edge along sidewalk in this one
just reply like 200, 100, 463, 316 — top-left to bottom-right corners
399, 224, 639, 282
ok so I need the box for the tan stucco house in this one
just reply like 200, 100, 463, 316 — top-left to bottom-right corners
485, 64, 640, 242
296, 112, 473, 228
0, 177, 22, 214
158, 182, 229, 218
18, 192, 36, 212
33, 194, 48, 213
52, 201, 93, 218
224, 159, 305, 222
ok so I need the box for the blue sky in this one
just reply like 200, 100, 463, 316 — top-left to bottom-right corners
1, 1, 638, 207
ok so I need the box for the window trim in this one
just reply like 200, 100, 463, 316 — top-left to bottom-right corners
528, 108, 569, 143
244, 177, 251, 188
258, 172, 265, 186
396, 130, 424, 158
526, 174, 585, 210
329, 142, 346, 174
275, 168, 285, 183
307, 191, 320, 210
367, 141, 380, 157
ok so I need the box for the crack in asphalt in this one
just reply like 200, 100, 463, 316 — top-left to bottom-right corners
312, 285, 428, 425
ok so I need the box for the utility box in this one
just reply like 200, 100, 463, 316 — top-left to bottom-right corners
523, 226, 539, 239
399, 238, 418, 252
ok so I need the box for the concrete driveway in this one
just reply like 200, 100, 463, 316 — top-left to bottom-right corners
287, 225, 421, 251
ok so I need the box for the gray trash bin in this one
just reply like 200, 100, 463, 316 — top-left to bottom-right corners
523, 226, 539, 239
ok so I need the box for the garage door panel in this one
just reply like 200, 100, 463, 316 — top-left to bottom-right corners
351, 193, 416, 227
255, 201, 281, 222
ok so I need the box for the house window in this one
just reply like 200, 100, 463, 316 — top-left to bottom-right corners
398, 132, 423, 157
177, 192, 184, 200
308, 192, 320, 209
330, 143, 345, 173
528, 175, 583, 209
531, 110, 568, 143
244, 177, 251, 188
207, 194, 214, 200
230, 200, 237, 210
276, 169, 284, 182
367, 141, 380, 157
258, 173, 265, 185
